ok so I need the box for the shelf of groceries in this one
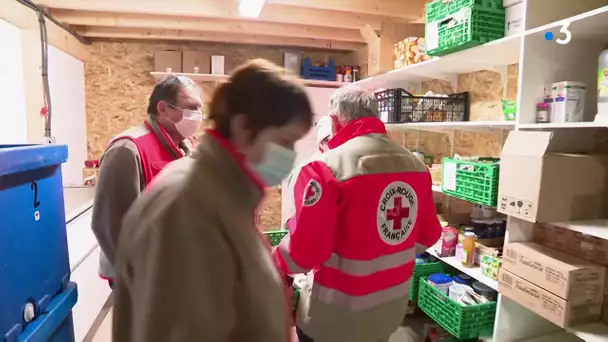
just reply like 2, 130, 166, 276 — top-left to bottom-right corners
355, 6, 608, 133
345, 5, 608, 92
418, 134, 608, 340
368, 1, 608, 341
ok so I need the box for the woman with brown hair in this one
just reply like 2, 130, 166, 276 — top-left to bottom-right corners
112, 59, 313, 342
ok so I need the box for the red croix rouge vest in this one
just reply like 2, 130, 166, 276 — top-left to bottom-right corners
109, 121, 184, 187
97, 120, 187, 282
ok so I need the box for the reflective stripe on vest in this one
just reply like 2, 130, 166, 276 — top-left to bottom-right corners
323, 247, 416, 277
277, 235, 310, 275
312, 278, 411, 312
278, 234, 416, 279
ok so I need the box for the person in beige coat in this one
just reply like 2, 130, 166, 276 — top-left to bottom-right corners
112, 59, 314, 342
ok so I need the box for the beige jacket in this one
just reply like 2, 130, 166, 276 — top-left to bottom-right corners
112, 132, 290, 342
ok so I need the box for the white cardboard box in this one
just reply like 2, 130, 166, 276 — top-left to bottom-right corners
211, 55, 225, 75
497, 131, 608, 223
503, 0, 523, 6
505, 2, 524, 37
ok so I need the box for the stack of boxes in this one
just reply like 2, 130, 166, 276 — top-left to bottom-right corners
499, 242, 605, 327
542, 81, 587, 123
153, 50, 225, 75
497, 130, 608, 328
504, 0, 523, 37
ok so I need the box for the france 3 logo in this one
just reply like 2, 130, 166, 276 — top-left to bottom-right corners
544, 22, 572, 45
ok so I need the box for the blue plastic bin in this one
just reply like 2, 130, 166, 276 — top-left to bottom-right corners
302, 58, 336, 81
17, 283, 78, 342
0, 144, 72, 341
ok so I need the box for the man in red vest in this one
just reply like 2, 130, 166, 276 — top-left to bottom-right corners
273, 89, 442, 342
91, 75, 202, 288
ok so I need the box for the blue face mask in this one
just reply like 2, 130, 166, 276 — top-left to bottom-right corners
255, 142, 297, 186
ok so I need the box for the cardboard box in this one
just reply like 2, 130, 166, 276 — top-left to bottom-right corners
503, 0, 523, 6
211, 55, 225, 75
394, 37, 432, 69
154, 51, 182, 73
534, 220, 608, 272
499, 269, 602, 328
497, 131, 608, 223
602, 295, 608, 324
284, 52, 301, 75
551, 81, 587, 123
182, 51, 210, 74
505, 2, 524, 37
502, 242, 605, 300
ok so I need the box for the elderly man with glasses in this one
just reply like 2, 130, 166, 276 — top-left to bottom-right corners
274, 89, 442, 342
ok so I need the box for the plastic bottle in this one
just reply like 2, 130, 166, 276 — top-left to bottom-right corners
462, 231, 477, 268
597, 48, 608, 119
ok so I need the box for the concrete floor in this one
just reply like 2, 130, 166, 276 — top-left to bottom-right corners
89, 308, 425, 342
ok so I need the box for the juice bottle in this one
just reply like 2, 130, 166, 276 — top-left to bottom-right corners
462, 231, 477, 268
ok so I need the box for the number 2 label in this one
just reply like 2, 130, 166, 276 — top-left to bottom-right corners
31, 181, 40, 209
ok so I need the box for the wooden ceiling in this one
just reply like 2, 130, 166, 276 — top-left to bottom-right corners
35, 0, 427, 50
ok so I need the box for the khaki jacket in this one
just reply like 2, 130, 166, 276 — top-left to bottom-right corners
112, 132, 290, 342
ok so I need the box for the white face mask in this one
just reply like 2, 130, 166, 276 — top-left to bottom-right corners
255, 142, 297, 186
172, 108, 203, 138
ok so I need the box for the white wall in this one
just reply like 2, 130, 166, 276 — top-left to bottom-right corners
0, 19, 28, 144
48, 45, 87, 186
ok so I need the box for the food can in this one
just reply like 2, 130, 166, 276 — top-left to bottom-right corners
353, 66, 360, 81
343, 65, 353, 82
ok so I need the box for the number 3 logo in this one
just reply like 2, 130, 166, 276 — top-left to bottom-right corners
556, 22, 572, 45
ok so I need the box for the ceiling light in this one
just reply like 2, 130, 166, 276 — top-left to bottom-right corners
238, 0, 266, 18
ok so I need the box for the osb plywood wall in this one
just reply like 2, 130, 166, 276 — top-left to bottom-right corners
85, 39, 353, 230
386, 64, 519, 162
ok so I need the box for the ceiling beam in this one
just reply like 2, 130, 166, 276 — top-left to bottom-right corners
77, 26, 365, 51
35, 0, 396, 30
51, 10, 364, 42
266, 0, 426, 19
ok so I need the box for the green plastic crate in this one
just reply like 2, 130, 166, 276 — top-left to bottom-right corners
410, 262, 445, 301
425, 0, 505, 56
417, 277, 496, 339
441, 157, 500, 206
264, 230, 288, 247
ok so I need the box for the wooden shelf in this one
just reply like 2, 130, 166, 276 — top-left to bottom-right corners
567, 322, 608, 342
149, 72, 345, 88
344, 35, 521, 91
426, 246, 499, 291
518, 122, 608, 129
386, 121, 515, 133
525, 6, 608, 41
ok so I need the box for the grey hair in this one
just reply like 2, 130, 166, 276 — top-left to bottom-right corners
329, 89, 378, 123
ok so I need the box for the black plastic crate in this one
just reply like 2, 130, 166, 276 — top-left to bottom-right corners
375, 89, 470, 124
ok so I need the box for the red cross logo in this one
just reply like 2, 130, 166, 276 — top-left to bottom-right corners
387, 197, 409, 231
303, 179, 322, 207
305, 186, 317, 202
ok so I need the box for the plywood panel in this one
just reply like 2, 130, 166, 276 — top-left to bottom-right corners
86, 39, 353, 159
85, 38, 352, 230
